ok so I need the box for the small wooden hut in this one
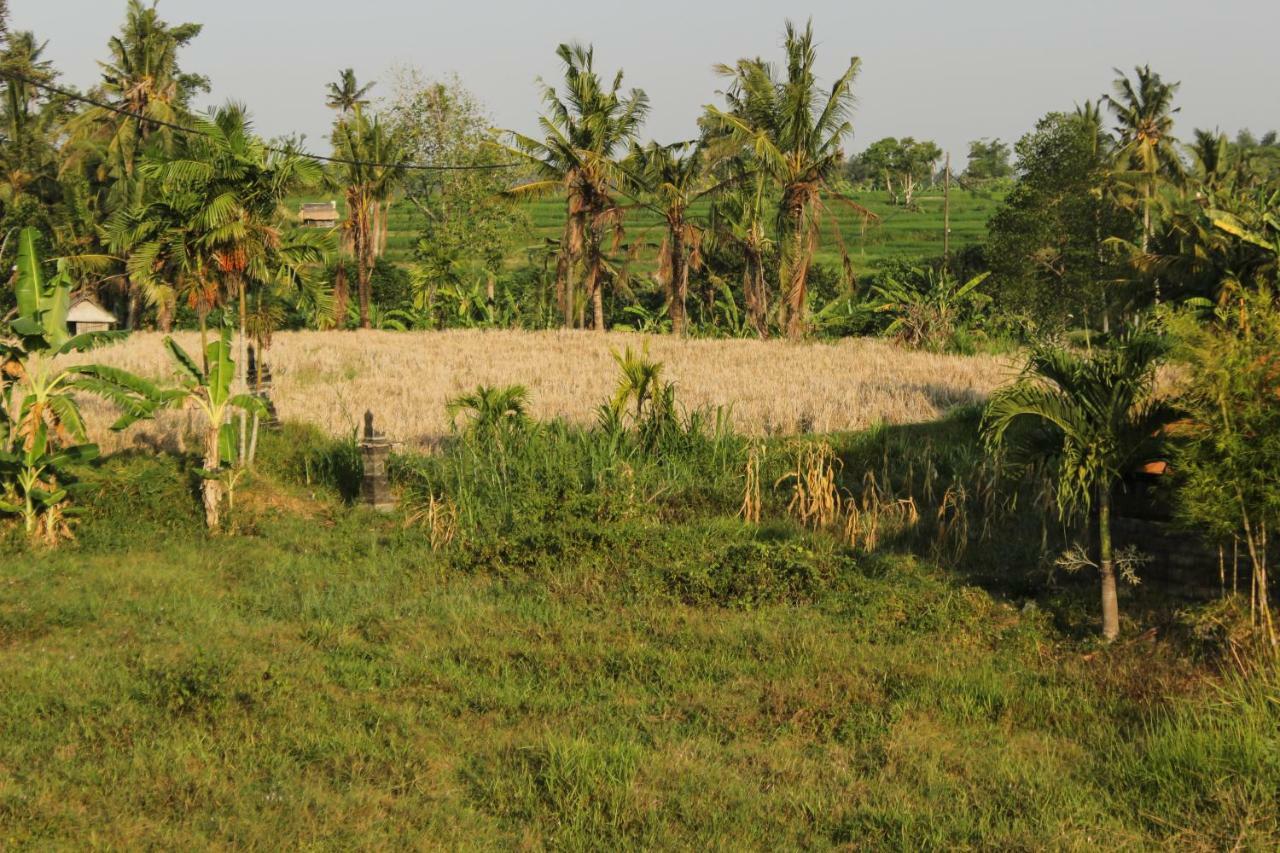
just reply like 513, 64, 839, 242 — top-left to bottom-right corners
66, 296, 117, 335
299, 201, 340, 228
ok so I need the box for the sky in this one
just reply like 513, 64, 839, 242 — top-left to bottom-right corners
10, 0, 1280, 163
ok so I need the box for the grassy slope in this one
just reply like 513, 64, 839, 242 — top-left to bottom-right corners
302, 188, 1002, 274
1, 420, 1276, 848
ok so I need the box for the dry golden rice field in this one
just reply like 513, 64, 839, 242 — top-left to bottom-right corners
78, 330, 1015, 452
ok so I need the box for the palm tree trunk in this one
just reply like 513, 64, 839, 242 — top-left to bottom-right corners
333, 259, 349, 330
198, 306, 210, 372
157, 297, 174, 334
125, 290, 140, 330
1098, 486, 1120, 641
586, 226, 605, 332
670, 226, 688, 336
1143, 183, 1160, 305
237, 276, 249, 465
556, 227, 572, 328
1094, 202, 1110, 334
785, 215, 810, 340
357, 200, 373, 330
591, 271, 605, 332
743, 243, 768, 339
561, 212, 585, 329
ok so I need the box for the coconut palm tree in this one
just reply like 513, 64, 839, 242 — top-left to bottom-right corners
326, 68, 374, 116
329, 108, 406, 328
0, 29, 62, 233
1, 29, 53, 142
628, 140, 724, 335
704, 19, 871, 339
69, 1, 205, 185
984, 329, 1178, 641
496, 43, 648, 331
1187, 128, 1233, 188
1104, 65, 1182, 301
61, 0, 206, 325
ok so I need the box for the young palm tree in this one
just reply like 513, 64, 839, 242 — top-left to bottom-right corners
329, 108, 406, 328
326, 68, 374, 116
446, 384, 530, 436
1104, 65, 1182, 302
628, 141, 721, 335
984, 329, 1178, 641
497, 43, 648, 331
609, 344, 667, 424
704, 19, 871, 339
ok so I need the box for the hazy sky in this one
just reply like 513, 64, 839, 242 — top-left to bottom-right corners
10, 0, 1279, 161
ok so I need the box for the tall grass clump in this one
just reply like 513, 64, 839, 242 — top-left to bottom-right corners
255, 422, 362, 501
393, 375, 746, 558
1120, 666, 1280, 846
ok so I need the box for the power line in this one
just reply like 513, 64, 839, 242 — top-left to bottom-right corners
0, 69, 524, 173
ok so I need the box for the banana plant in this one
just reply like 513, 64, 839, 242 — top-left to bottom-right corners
870, 268, 992, 349
619, 302, 671, 334
708, 276, 753, 338
1, 228, 163, 540
0, 424, 100, 542
162, 324, 266, 530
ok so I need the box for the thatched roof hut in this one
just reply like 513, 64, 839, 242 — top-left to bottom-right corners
66, 296, 117, 334
300, 201, 340, 228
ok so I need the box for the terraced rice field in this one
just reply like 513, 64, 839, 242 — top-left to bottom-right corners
297, 188, 1002, 274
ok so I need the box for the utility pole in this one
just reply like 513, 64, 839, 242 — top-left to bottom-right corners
942, 152, 951, 274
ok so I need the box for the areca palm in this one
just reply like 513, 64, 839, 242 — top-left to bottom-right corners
329, 108, 406, 328
497, 43, 648, 331
984, 330, 1178, 641
704, 19, 871, 339
627, 141, 720, 335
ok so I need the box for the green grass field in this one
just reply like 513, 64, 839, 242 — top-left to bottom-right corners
306, 188, 1002, 274
1, 413, 1275, 848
